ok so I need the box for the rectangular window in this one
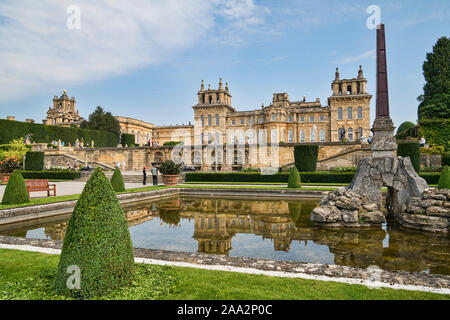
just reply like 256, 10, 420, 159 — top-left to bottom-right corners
258, 117, 263, 124
300, 130, 305, 142
300, 116, 305, 123
288, 115, 294, 122
338, 108, 343, 120
231, 119, 236, 125
320, 114, 325, 122
215, 114, 219, 125
240, 119, 245, 125
357, 107, 363, 119
200, 115, 204, 126
310, 116, 315, 123
272, 114, 276, 121
348, 107, 353, 120
288, 130, 293, 143
208, 115, 212, 126
249, 118, 254, 125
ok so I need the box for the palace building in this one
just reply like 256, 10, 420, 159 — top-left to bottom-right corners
43, 66, 371, 147
115, 66, 371, 146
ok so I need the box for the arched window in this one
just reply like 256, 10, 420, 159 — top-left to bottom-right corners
338, 108, 343, 120
348, 107, 353, 120
347, 85, 352, 95
320, 129, 325, 142
300, 130, 305, 142
209, 95, 212, 104
357, 107, 363, 119
288, 130, 293, 143
310, 127, 316, 142
216, 93, 220, 103
200, 115, 205, 126
348, 128, 354, 141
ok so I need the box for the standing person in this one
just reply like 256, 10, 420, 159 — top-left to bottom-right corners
151, 165, 158, 186
143, 167, 147, 185
116, 161, 121, 169
122, 161, 126, 171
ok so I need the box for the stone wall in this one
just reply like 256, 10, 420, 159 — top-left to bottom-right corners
40, 142, 372, 172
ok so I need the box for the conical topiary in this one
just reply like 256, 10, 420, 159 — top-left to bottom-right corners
438, 166, 450, 189
1, 170, 29, 205
55, 167, 134, 299
288, 166, 302, 188
110, 168, 125, 192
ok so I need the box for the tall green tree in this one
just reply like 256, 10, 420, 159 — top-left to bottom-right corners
418, 37, 450, 121
81, 106, 121, 137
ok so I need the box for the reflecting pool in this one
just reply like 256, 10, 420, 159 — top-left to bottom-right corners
1, 196, 449, 275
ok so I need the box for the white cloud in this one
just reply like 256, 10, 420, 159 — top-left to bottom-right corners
338, 49, 376, 64
0, 0, 269, 102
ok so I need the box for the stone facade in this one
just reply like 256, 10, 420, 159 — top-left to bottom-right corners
114, 67, 371, 147
43, 90, 83, 127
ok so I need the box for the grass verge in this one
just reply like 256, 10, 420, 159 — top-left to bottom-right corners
0, 249, 448, 300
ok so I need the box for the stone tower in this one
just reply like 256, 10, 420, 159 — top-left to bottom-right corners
328, 66, 372, 142
44, 90, 83, 127
193, 79, 235, 145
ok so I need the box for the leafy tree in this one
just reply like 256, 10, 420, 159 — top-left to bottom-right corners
418, 37, 450, 121
1, 170, 29, 205
0, 138, 29, 163
81, 106, 121, 137
55, 167, 134, 299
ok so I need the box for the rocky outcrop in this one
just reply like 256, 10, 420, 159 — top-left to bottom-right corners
348, 157, 428, 215
311, 188, 386, 227
397, 188, 450, 233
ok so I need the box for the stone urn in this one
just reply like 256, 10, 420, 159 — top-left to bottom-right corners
0, 173, 11, 184
161, 174, 179, 187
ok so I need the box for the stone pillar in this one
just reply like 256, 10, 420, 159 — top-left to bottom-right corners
371, 24, 396, 158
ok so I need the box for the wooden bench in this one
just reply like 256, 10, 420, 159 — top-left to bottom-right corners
25, 179, 56, 197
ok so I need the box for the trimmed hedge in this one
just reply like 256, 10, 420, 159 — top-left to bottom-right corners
420, 119, 450, 151
24, 151, 44, 171
437, 166, 450, 189
294, 145, 319, 172
110, 168, 125, 192
2, 170, 29, 205
0, 119, 118, 147
397, 142, 421, 172
443, 152, 450, 166
185, 171, 441, 185
20, 171, 81, 180
396, 121, 416, 135
55, 168, 134, 299
121, 133, 135, 147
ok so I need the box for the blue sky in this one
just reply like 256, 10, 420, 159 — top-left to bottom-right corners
0, 0, 448, 129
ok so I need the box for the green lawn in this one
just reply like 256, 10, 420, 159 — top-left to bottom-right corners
0, 249, 448, 300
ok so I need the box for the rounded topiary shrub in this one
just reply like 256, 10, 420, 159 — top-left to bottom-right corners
1, 170, 29, 205
288, 166, 302, 188
438, 166, 450, 189
396, 121, 416, 135
110, 168, 125, 192
55, 167, 134, 299
24, 151, 44, 171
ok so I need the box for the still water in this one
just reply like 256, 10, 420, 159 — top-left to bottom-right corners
1, 197, 449, 275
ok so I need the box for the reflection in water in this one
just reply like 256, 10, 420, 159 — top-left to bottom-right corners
1, 197, 449, 275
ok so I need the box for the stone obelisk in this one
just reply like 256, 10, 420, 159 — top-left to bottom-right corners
371, 24, 396, 158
